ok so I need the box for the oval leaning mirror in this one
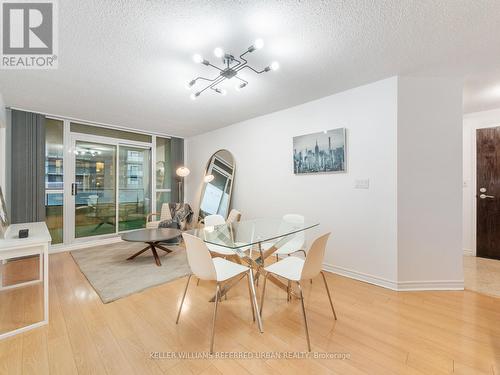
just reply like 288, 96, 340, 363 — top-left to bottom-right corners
197, 150, 235, 224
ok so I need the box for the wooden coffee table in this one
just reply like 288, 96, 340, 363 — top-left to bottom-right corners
121, 228, 182, 266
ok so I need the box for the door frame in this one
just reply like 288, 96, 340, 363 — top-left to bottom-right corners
65, 132, 153, 244
469, 122, 500, 257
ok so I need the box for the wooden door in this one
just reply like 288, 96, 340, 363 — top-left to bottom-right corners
476, 127, 500, 259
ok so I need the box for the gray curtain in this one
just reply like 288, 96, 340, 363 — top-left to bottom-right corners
170, 137, 184, 202
10, 110, 46, 223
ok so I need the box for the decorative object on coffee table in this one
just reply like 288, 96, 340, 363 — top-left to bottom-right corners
121, 228, 182, 266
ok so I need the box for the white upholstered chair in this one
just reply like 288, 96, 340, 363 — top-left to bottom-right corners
259, 233, 337, 351
226, 209, 242, 224
176, 233, 262, 353
146, 203, 172, 229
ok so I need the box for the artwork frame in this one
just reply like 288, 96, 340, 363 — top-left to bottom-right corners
293, 128, 347, 174
0, 187, 9, 239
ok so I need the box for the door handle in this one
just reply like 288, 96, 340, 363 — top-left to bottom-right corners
71, 183, 78, 196
479, 194, 495, 199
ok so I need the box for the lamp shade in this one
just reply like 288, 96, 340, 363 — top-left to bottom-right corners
176, 166, 190, 177
203, 174, 214, 183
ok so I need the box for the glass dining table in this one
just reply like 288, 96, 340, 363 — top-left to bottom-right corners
186, 217, 319, 303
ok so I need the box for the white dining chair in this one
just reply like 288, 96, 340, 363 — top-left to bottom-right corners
204, 214, 235, 257
176, 233, 262, 353
226, 209, 242, 224
259, 232, 337, 352
259, 214, 307, 260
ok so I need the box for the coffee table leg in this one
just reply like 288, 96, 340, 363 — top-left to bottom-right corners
127, 244, 152, 260
155, 243, 173, 253
151, 246, 162, 266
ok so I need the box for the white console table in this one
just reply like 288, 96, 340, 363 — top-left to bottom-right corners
0, 222, 51, 339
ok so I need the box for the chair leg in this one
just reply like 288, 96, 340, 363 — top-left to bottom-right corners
276, 254, 279, 262
196, 278, 200, 286
320, 271, 338, 320
287, 280, 291, 302
210, 283, 221, 354
246, 273, 256, 322
176, 274, 192, 324
297, 282, 311, 352
259, 273, 269, 317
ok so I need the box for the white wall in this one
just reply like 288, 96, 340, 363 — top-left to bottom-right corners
187, 77, 400, 287
397, 77, 463, 289
462, 108, 500, 255
186, 76, 464, 290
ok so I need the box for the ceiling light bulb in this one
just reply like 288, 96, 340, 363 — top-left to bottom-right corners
193, 54, 203, 63
187, 79, 196, 89
190, 92, 200, 100
220, 89, 227, 96
213, 47, 224, 58
254, 38, 264, 49
270, 61, 280, 71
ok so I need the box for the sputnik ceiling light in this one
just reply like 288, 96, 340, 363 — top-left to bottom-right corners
188, 38, 279, 100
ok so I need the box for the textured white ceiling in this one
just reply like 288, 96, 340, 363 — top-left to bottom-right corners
464, 68, 500, 114
1, 0, 500, 136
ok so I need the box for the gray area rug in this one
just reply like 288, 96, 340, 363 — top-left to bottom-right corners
71, 241, 191, 303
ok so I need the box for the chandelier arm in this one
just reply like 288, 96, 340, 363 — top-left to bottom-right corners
207, 63, 224, 72
230, 57, 242, 69
198, 76, 226, 95
193, 76, 219, 83
235, 76, 248, 84
235, 65, 266, 74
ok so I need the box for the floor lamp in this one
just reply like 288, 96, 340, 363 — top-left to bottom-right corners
176, 167, 190, 202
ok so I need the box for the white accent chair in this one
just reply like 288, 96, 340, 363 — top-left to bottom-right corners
259, 233, 337, 352
176, 233, 262, 353
226, 209, 242, 224
146, 203, 172, 229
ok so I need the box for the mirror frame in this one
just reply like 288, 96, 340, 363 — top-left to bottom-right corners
197, 149, 235, 224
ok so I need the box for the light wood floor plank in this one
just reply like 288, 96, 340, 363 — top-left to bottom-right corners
0, 252, 499, 375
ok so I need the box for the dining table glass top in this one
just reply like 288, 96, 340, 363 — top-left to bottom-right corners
186, 218, 319, 252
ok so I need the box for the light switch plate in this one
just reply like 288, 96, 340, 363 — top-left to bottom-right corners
354, 179, 370, 189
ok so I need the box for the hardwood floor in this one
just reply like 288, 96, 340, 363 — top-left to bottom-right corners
1, 252, 499, 375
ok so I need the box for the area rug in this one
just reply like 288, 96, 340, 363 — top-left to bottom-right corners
71, 241, 191, 303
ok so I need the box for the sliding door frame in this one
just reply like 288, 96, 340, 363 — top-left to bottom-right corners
66, 132, 153, 244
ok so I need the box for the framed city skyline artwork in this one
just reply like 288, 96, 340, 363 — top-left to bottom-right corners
293, 128, 346, 174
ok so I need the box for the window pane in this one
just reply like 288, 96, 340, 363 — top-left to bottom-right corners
156, 191, 171, 212
45, 193, 63, 244
156, 137, 172, 190
71, 122, 152, 143
75, 142, 117, 238
45, 119, 64, 190
119, 146, 151, 231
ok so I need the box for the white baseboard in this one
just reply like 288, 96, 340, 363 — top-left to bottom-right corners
49, 236, 123, 254
397, 280, 464, 291
323, 263, 464, 291
463, 248, 474, 256
323, 263, 399, 291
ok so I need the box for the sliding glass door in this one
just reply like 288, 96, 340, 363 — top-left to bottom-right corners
118, 146, 151, 231
74, 140, 117, 238
69, 134, 152, 241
